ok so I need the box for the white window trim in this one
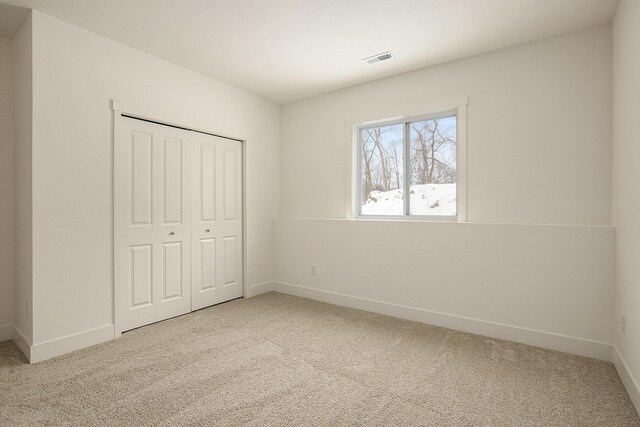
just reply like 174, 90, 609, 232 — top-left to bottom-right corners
345, 97, 468, 222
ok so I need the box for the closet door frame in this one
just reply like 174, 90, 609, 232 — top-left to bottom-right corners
112, 100, 247, 338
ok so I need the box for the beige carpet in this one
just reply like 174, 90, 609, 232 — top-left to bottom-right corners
0, 292, 638, 426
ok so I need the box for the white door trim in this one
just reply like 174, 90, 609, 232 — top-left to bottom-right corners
112, 100, 247, 338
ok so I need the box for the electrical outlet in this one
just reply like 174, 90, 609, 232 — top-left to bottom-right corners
311, 264, 317, 275
621, 315, 627, 336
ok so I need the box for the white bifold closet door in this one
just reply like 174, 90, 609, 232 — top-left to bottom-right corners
115, 117, 192, 332
191, 133, 243, 310
115, 115, 243, 333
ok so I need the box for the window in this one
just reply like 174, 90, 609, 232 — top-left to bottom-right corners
357, 112, 459, 219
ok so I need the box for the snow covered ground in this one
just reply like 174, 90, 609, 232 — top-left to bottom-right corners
361, 183, 456, 216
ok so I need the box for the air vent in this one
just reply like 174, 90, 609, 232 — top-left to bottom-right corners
363, 51, 393, 64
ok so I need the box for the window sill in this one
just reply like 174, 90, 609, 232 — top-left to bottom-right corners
355, 215, 458, 222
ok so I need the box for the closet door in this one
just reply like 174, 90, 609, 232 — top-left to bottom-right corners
191, 132, 243, 310
115, 117, 191, 332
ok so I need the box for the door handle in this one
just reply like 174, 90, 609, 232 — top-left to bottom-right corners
205, 229, 211, 233
169, 232, 175, 236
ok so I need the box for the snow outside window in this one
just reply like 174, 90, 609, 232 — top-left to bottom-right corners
358, 113, 457, 218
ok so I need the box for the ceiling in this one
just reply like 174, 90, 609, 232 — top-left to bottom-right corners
1, 0, 619, 103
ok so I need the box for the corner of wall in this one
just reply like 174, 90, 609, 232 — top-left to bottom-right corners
0, 34, 15, 337
613, 346, 640, 415
611, 0, 640, 416
11, 10, 34, 355
11, 325, 31, 362
245, 281, 277, 298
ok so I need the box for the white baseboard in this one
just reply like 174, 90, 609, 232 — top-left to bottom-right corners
30, 324, 114, 364
245, 281, 277, 298
613, 346, 640, 415
5, 283, 618, 368
5, 282, 278, 363
0, 323, 12, 342
272, 282, 613, 361
12, 325, 31, 361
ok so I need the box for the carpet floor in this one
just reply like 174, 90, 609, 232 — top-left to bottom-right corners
0, 292, 638, 426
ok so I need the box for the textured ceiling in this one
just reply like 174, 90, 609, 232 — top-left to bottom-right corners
1, 0, 619, 103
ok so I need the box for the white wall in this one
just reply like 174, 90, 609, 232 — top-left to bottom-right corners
274, 219, 614, 359
0, 36, 14, 340
281, 25, 612, 225
275, 26, 615, 360
12, 13, 33, 347
612, 0, 640, 411
27, 12, 280, 352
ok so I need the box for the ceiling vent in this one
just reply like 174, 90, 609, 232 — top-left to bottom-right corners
363, 51, 393, 64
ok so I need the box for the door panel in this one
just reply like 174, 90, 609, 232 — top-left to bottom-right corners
223, 236, 238, 286
163, 137, 183, 224
223, 148, 237, 220
130, 244, 152, 308
162, 242, 183, 300
200, 144, 216, 222
116, 117, 191, 332
191, 133, 243, 310
200, 238, 216, 290
130, 131, 153, 225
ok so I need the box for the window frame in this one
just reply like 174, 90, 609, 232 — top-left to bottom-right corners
349, 98, 467, 222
